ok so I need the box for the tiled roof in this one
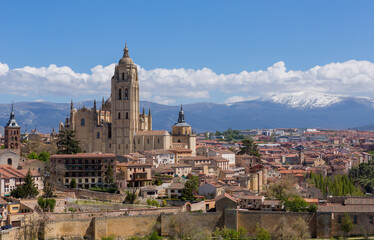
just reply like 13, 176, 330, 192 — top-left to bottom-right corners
0, 165, 26, 179
135, 130, 169, 136
50, 153, 116, 159
318, 205, 374, 213
167, 182, 185, 189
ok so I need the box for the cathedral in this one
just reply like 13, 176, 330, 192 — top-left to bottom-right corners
59, 44, 196, 155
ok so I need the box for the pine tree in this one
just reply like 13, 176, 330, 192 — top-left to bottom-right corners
104, 162, 115, 187
238, 139, 261, 158
57, 129, 81, 154
23, 169, 39, 198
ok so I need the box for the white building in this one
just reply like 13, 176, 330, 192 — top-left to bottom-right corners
144, 149, 175, 167
0, 165, 43, 197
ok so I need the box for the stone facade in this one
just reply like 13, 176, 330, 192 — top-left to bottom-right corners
60, 45, 196, 155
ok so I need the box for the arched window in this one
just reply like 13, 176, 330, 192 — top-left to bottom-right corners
118, 88, 122, 100
126, 112, 129, 119
124, 88, 128, 100
7, 158, 12, 165
10, 143, 14, 148
81, 118, 85, 126
96, 132, 100, 139
15, 137, 17, 141
11, 137, 14, 141
122, 72, 125, 80
178, 139, 181, 143
118, 112, 121, 119
15, 143, 18, 148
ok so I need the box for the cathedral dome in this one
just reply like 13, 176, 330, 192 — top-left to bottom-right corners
118, 44, 134, 65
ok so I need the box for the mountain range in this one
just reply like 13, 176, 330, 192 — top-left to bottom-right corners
1, 92, 374, 134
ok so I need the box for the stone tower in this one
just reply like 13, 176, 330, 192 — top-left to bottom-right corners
4, 104, 21, 154
111, 44, 140, 154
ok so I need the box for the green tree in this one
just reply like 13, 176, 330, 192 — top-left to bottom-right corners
148, 231, 162, 240
238, 139, 261, 158
125, 191, 137, 204
27, 152, 38, 159
341, 213, 355, 237
182, 176, 199, 201
37, 197, 56, 212
38, 151, 51, 162
254, 225, 271, 240
11, 186, 26, 198
284, 196, 309, 212
104, 162, 115, 187
22, 169, 39, 198
56, 129, 81, 154
70, 179, 77, 188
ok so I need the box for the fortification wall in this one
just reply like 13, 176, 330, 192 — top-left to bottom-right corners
233, 210, 317, 238
95, 215, 161, 239
43, 218, 93, 239
161, 212, 224, 237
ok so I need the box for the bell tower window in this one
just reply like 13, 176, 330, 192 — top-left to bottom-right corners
124, 88, 128, 100
122, 72, 125, 80
118, 89, 122, 100
81, 118, 85, 126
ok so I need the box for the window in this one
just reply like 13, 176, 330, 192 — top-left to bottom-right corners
81, 118, 85, 126
122, 72, 125, 80
158, 138, 160, 144
126, 112, 129, 119
97, 132, 100, 139
118, 112, 121, 119
92, 179, 95, 183
138, 139, 140, 144
147, 138, 150, 144
7, 158, 12, 165
126, 144, 128, 149
178, 139, 181, 143
370, 216, 373, 224
118, 88, 122, 100
124, 88, 128, 100
85, 179, 89, 183
354, 215, 358, 224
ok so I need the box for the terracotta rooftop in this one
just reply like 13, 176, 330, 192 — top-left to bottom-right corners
135, 130, 169, 136
50, 153, 116, 159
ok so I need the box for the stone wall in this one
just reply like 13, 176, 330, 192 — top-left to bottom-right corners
161, 212, 224, 237
43, 218, 93, 239
235, 210, 317, 237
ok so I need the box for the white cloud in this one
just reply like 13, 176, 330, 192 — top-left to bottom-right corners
1, 59, 374, 104
224, 96, 259, 104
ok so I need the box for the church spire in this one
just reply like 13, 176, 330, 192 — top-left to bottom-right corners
178, 105, 185, 123
93, 99, 97, 110
6, 103, 19, 127
149, 108, 151, 116
123, 42, 129, 57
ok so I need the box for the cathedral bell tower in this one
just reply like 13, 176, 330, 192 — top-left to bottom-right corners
4, 104, 21, 154
111, 44, 140, 154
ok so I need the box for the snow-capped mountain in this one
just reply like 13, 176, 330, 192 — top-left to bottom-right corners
265, 91, 374, 109
3, 92, 374, 133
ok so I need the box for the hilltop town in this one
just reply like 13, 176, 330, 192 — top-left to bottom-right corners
1, 46, 374, 240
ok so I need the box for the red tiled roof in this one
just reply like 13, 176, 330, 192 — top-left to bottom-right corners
135, 130, 169, 136
50, 153, 116, 159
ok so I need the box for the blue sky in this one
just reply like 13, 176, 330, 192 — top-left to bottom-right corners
1, 1, 374, 104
